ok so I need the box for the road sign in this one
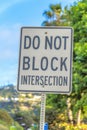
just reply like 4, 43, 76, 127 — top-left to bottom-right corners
17, 26, 73, 94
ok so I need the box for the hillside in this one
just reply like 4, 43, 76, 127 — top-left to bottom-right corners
0, 109, 23, 130
0, 84, 40, 129
0, 84, 17, 97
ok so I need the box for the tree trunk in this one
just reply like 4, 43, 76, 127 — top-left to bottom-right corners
66, 97, 73, 124
77, 109, 81, 125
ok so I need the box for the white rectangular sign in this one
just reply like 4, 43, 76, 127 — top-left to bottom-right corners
17, 27, 73, 94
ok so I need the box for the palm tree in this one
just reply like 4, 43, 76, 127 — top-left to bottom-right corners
42, 4, 64, 26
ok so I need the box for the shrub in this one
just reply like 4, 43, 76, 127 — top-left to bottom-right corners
0, 109, 13, 125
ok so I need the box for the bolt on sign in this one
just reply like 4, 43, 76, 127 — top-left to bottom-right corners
17, 27, 73, 94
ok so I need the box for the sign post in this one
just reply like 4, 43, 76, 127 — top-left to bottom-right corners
17, 26, 73, 130
40, 93, 46, 130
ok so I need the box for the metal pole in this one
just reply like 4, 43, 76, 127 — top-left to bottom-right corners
40, 93, 46, 130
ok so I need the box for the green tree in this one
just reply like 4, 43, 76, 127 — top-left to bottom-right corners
64, 0, 87, 42
72, 43, 87, 124
65, 0, 87, 124
42, 0, 87, 127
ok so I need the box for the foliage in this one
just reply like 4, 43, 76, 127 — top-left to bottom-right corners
0, 109, 23, 130
71, 43, 87, 121
64, 0, 87, 43
46, 107, 67, 129
46, 94, 67, 110
42, 4, 66, 26
30, 124, 39, 130
15, 110, 38, 128
14, 122, 24, 130
0, 109, 13, 125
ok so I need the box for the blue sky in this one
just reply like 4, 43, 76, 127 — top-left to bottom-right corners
0, 0, 76, 86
